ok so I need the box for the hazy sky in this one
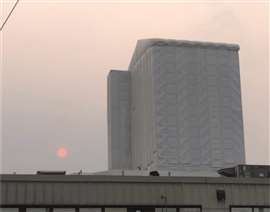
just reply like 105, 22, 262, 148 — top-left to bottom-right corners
0, 1, 269, 174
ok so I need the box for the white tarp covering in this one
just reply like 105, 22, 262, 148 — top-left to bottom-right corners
108, 38, 245, 173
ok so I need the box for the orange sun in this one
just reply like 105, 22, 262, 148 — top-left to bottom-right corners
56, 147, 68, 159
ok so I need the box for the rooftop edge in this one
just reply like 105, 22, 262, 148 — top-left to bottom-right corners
0, 174, 269, 185
129, 38, 240, 68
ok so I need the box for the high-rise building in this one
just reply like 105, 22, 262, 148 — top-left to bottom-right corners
108, 38, 246, 173
107, 70, 131, 169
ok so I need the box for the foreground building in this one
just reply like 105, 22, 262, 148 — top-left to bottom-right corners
0, 173, 269, 212
108, 39, 245, 172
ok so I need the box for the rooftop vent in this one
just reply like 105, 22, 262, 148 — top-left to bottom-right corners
36, 171, 66, 175
218, 165, 270, 178
149, 171, 160, 176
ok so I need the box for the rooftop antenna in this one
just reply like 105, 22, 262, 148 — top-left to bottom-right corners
0, 0, 20, 31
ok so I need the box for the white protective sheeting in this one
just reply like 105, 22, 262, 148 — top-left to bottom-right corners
108, 38, 246, 173
128, 38, 245, 172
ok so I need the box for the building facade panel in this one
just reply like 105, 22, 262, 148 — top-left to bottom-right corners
107, 70, 131, 170
130, 48, 155, 170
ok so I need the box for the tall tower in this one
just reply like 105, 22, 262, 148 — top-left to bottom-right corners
108, 39, 246, 173
107, 70, 131, 170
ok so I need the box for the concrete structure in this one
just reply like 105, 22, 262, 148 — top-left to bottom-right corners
107, 70, 131, 169
1, 174, 269, 212
108, 39, 246, 172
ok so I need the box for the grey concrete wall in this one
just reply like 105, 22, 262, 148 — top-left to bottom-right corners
128, 39, 245, 172
107, 70, 131, 169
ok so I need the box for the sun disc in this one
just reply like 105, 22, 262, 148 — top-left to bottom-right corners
57, 147, 68, 158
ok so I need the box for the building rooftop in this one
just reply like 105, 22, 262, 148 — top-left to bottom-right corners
1, 174, 269, 185
129, 38, 240, 68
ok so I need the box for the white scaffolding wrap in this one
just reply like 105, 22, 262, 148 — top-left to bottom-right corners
108, 39, 245, 173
